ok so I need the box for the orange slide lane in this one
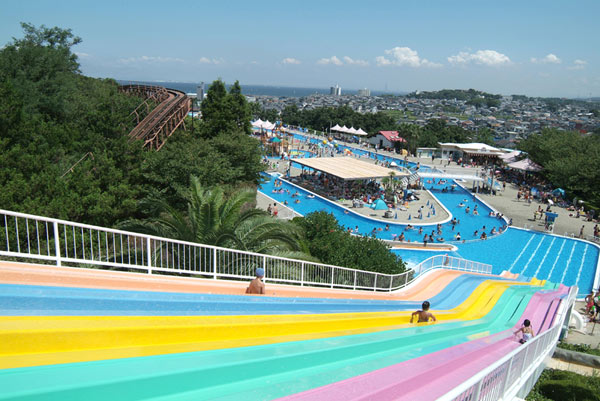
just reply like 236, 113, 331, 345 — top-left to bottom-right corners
0, 261, 487, 301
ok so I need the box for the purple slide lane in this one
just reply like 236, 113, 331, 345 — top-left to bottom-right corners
277, 285, 568, 401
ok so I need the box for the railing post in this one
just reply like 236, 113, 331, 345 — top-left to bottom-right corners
330, 267, 335, 288
499, 356, 514, 398
405, 272, 408, 287
373, 274, 378, 291
212, 247, 218, 279
300, 262, 305, 286
353, 271, 357, 290
389, 274, 393, 291
263, 255, 267, 282
53, 221, 61, 267
520, 346, 530, 377
146, 237, 152, 274
472, 380, 483, 401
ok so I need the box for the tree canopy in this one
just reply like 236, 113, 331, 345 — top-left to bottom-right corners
518, 128, 600, 209
280, 105, 397, 134
200, 79, 252, 137
0, 23, 146, 225
0, 24, 265, 227
294, 211, 407, 275
121, 177, 311, 259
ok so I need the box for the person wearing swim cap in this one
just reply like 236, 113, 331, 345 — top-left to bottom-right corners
246, 267, 265, 294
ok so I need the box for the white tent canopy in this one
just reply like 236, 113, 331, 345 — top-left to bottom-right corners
499, 150, 521, 164
251, 119, 264, 128
262, 121, 275, 130
507, 158, 542, 172
330, 124, 368, 136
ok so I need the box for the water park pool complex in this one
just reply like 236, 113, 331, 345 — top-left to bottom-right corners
0, 132, 596, 400
260, 132, 600, 296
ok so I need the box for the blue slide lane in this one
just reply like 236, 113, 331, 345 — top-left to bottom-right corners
0, 274, 508, 315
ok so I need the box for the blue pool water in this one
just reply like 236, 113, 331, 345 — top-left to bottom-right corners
262, 174, 504, 245
260, 132, 600, 296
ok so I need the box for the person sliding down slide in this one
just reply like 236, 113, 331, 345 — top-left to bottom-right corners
410, 301, 437, 323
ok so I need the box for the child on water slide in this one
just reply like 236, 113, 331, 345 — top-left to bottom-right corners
411, 301, 437, 323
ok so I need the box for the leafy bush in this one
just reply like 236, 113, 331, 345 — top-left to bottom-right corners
527, 369, 600, 401
557, 342, 600, 357
294, 211, 406, 275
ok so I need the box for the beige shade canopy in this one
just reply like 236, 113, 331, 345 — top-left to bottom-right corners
293, 157, 409, 180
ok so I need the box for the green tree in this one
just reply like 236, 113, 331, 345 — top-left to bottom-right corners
228, 80, 252, 135
519, 128, 600, 208
473, 127, 495, 145
397, 124, 423, 155
122, 177, 310, 258
142, 121, 264, 211
295, 211, 406, 274
0, 23, 146, 226
200, 79, 231, 138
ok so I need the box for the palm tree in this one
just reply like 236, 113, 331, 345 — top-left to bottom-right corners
121, 177, 313, 260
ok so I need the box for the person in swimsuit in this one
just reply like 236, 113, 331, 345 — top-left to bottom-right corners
514, 319, 534, 344
410, 301, 437, 323
246, 268, 265, 295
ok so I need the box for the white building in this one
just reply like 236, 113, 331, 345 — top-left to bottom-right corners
330, 85, 341, 96
357, 88, 370, 96
196, 82, 205, 101
438, 142, 504, 161
368, 131, 407, 149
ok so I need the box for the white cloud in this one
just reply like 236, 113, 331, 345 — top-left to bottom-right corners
448, 50, 511, 66
316, 56, 369, 66
376, 47, 441, 68
75, 52, 90, 59
198, 57, 223, 65
118, 55, 186, 65
317, 56, 343, 65
530, 53, 561, 64
282, 57, 301, 65
568, 59, 588, 70
342, 56, 369, 66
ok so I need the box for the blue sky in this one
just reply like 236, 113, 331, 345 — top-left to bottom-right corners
1, 0, 598, 97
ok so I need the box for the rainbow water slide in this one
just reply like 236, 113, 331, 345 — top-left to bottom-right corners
0, 262, 565, 400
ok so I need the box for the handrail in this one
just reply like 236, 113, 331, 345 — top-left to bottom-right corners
0, 208, 491, 292
439, 285, 577, 401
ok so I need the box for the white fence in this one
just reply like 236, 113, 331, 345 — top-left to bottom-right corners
0, 209, 490, 292
440, 285, 577, 401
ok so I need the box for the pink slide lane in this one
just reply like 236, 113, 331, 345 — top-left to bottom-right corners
277, 285, 568, 401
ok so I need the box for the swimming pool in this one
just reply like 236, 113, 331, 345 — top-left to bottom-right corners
261, 174, 504, 243
259, 131, 600, 296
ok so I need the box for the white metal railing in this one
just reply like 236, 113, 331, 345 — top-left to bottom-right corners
413, 254, 492, 276
439, 285, 577, 401
0, 209, 490, 292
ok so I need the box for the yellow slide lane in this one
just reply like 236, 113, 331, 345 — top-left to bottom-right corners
0, 279, 536, 369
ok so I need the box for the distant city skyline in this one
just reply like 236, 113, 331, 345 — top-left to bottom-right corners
1, 0, 598, 97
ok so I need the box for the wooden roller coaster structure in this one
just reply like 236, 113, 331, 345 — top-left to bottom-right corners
119, 84, 191, 150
